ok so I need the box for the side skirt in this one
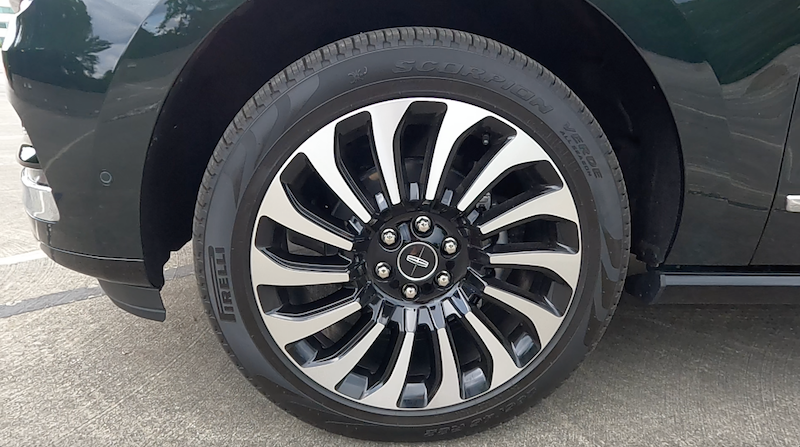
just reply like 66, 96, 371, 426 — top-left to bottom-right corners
625, 271, 800, 304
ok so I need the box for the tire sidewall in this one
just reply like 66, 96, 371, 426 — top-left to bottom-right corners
197, 41, 627, 441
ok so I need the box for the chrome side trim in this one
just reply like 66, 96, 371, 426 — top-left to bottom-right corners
785, 195, 800, 212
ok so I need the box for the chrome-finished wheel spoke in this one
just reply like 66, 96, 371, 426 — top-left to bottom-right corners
464, 312, 520, 389
302, 323, 386, 388
457, 133, 551, 211
361, 330, 416, 407
250, 249, 351, 287
478, 187, 578, 235
481, 285, 563, 348
424, 102, 491, 201
365, 99, 414, 205
296, 124, 373, 223
427, 327, 462, 407
488, 250, 580, 290
263, 298, 363, 346
259, 179, 354, 251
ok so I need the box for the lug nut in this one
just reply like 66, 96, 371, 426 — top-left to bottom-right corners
442, 237, 458, 255
402, 284, 418, 300
436, 271, 452, 287
381, 228, 398, 246
375, 262, 391, 279
414, 215, 432, 233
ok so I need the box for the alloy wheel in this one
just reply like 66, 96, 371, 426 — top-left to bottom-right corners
249, 98, 582, 410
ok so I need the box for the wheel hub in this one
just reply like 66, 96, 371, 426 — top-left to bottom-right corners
397, 242, 438, 281
366, 212, 469, 304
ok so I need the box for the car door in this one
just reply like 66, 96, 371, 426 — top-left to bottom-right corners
752, 87, 800, 265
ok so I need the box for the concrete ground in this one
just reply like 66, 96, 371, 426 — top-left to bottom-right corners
1, 89, 799, 447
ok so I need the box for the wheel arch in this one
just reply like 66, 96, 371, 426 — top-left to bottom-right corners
140, 0, 683, 286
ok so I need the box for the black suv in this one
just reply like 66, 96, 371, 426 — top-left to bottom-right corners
5, 0, 800, 441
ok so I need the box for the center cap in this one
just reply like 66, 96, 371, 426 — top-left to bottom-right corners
397, 242, 439, 281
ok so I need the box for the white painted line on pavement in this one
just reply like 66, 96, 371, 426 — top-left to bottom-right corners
0, 250, 46, 266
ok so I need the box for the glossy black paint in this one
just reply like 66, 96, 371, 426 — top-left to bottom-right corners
596, 0, 800, 265
31, 219, 151, 286
5, 0, 160, 259
3, 0, 800, 298
753, 84, 800, 265
5, 0, 241, 262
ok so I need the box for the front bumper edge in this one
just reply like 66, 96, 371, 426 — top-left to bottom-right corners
99, 280, 166, 322
38, 242, 166, 321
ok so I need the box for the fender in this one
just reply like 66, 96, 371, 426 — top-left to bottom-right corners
86, 0, 248, 259
132, 0, 798, 267
3, 0, 247, 260
7, 0, 797, 270
592, 0, 800, 265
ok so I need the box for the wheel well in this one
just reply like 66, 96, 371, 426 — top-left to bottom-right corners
141, 0, 682, 286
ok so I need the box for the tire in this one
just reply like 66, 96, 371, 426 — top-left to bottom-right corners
193, 27, 629, 441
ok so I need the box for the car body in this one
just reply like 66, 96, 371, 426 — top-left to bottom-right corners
6, 0, 800, 316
